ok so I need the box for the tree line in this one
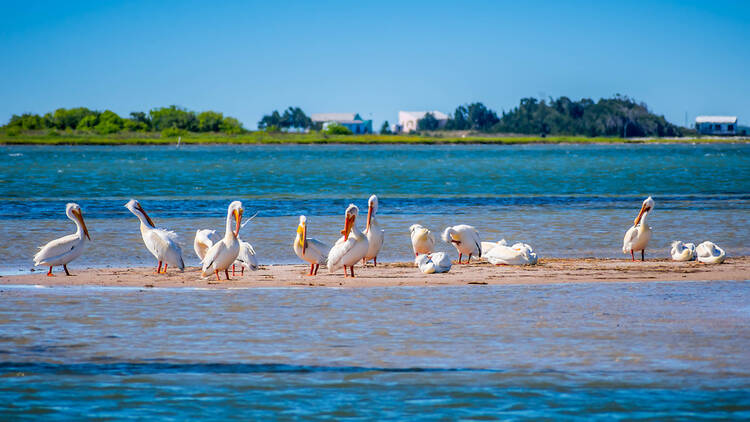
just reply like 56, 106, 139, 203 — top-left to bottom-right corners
3, 106, 244, 135
418, 95, 683, 137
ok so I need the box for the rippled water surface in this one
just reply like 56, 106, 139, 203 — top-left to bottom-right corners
1, 143, 748, 272
1, 282, 749, 419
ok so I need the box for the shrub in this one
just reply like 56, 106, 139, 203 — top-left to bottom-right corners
6, 127, 20, 136
46, 129, 61, 137
161, 127, 187, 137
95, 121, 121, 135
324, 123, 352, 135
220, 117, 243, 134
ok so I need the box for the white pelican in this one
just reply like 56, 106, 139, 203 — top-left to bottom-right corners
201, 201, 243, 280
125, 199, 184, 273
293, 215, 330, 276
441, 225, 481, 264
696, 241, 726, 264
409, 224, 435, 256
483, 240, 538, 265
194, 229, 221, 261
362, 195, 384, 266
415, 252, 452, 274
33, 203, 91, 276
670, 241, 696, 261
622, 196, 655, 261
234, 240, 259, 275
327, 204, 369, 277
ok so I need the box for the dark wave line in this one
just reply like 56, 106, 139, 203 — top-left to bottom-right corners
1, 194, 749, 219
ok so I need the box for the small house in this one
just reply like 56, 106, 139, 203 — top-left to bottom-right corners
695, 116, 737, 135
310, 113, 373, 134
398, 111, 450, 133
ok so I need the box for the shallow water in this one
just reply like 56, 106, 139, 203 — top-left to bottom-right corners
1, 282, 749, 419
1, 143, 748, 272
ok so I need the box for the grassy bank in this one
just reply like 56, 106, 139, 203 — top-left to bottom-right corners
0, 131, 746, 145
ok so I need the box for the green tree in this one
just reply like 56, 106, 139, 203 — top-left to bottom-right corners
220, 117, 243, 134
149, 106, 198, 131
258, 110, 282, 130
380, 120, 392, 134
197, 111, 224, 132
417, 113, 439, 131
324, 123, 352, 135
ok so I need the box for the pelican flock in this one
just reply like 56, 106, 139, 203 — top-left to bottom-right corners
125, 199, 184, 273
33, 203, 91, 276
201, 201, 243, 280
31, 194, 731, 279
327, 204, 369, 277
622, 196, 655, 261
293, 215, 330, 276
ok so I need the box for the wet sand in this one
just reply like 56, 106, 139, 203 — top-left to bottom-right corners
2, 257, 748, 288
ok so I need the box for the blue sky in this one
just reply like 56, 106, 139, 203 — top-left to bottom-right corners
1, 0, 748, 129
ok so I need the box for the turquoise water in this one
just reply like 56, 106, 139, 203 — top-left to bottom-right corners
1, 282, 749, 419
1, 143, 749, 272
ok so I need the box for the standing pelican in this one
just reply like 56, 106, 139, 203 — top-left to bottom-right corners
442, 225, 481, 264
125, 199, 184, 273
293, 215, 330, 276
33, 203, 91, 276
201, 201, 243, 281
327, 204, 369, 277
362, 195, 384, 266
409, 224, 435, 256
622, 196, 655, 261
194, 229, 221, 261
670, 241, 696, 261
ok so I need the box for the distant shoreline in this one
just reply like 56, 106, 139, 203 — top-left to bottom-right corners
2, 258, 747, 289
2, 133, 749, 146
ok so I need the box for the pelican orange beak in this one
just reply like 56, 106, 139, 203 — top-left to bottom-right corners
73, 209, 91, 241
366, 203, 373, 232
634, 202, 650, 226
234, 208, 243, 238
343, 213, 355, 241
297, 222, 307, 254
136, 203, 155, 227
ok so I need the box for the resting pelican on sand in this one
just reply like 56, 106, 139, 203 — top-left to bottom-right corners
696, 241, 726, 264
442, 225, 481, 264
293, 215, 330, 276
234, 241, 259, 275
482, 240, 538, 265
328, 204, 369, 277
33, 203, 91, 276
194, 229, 221, 261
201, 201, 243, 280
622, 196, 655, 261
363, 195, 384, 266
409, 224, 435, 256
415, 252, 452, 274
125, 199, 184, 273
670, 241, 696, 261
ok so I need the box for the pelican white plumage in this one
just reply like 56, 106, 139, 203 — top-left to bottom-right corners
201, 201, 243, 280
293, 215, 330, 276
696, 241, 726, 264
622, 196, 655, 261
441, 225, 481, 264
327, 204, 369, 277
415, 252, 452, 274
234, 240, 259, 275
670, 241, 696, 261
483, 239, 538, 265
125, 199, 184, 273
33, 203, 91, 276
362, 195, 384, 266
409, 224, 435, 256
194, 229, 221, 261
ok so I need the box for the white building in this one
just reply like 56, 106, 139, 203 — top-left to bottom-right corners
310, 113, 373, 134
695, 116, 737, 135
398, 111, 450, 133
